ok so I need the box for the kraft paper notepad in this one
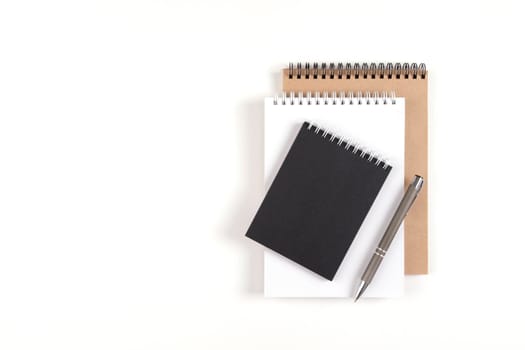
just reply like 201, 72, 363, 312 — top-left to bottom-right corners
282, 63, 428, 275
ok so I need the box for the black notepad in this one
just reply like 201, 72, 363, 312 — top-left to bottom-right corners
246, 122, 391, 280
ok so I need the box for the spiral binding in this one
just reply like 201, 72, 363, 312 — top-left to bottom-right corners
305, 122, 390, 170
273, 91, 397, 105
287, 62, 426, 79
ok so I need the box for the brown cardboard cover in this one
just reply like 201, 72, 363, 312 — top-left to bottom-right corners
282, 67, 428, 274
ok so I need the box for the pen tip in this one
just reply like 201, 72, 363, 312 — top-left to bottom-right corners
354, 280, 366, 303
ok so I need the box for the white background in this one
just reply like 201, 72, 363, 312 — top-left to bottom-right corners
1, 1, 524, 349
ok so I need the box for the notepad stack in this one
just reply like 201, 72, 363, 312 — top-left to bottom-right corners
245, 63, 428, 298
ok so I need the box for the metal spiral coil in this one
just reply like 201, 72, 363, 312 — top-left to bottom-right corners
273, 91, 397, 106
306, 122, 390, 170
287, 62, 426, 79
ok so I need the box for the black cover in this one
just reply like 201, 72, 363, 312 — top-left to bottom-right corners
246, 122, 391, 280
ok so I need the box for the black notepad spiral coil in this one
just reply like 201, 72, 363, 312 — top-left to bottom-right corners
304, 121, 391, 171
287, 62, 426, 79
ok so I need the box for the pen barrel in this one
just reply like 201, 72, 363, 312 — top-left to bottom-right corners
359, 176, 424, 285
361, 249, 385, 282
377, 176, 423, 252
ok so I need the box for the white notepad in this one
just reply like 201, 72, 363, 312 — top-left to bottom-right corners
264, 93, 405, 298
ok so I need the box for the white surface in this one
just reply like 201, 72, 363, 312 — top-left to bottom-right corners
263, 97, 405, 297
1, 1, 525, 349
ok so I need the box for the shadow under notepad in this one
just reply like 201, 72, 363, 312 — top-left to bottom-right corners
221, 98, 265, 294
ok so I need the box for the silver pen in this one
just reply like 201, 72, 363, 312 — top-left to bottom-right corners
354, 175, 424, 302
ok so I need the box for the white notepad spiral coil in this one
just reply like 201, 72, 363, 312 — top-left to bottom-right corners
274, 91, 397, 106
